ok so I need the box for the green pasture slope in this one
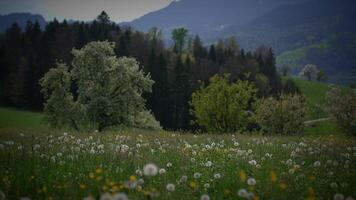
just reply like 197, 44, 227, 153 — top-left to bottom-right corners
0, 107, 45, 130
286, 77, 351, 135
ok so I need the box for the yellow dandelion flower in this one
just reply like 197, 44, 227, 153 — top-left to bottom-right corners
130, 175, 137, 182
102, 185, 108, 191
95, 168, 103, 174
118, 184, 124, 189
307, 196, 316, 200
308, 187, 315, 195
309, 176, 316, 181
239, 170, 247, 182
89, 172, 95, 179
253, 196, 260, 200
96, 176, 103, 181
190, 181, 197, 189
224, 189, 231, 195
111, 185, 118, 192
42, 186, 47, 193
80, 184, 86, 189
279, 183, 287, 190
270, 171, 278, 183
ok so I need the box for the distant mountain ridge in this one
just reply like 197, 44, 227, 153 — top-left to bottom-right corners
121, 0, 307, 38
0, 13, 46, 32
123, 0, 356, 84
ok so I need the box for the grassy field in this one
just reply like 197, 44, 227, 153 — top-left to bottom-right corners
0, 130, 356, 200
0, 107, 45, 130
0, 79, 355, 199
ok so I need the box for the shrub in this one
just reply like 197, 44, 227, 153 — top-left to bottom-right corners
326, 87, 356, 136
255, 94, 307, 135
190, 74, 256, 133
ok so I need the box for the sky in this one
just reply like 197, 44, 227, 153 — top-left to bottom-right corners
0, 0, 173, 22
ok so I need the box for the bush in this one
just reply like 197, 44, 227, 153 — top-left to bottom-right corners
190, 74, 256, 133
255, 94, 307, 135
326, 87, 356, 136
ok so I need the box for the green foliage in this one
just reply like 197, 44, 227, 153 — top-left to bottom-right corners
326, 87, 356, 136
255, 94, 307, 135
40, 63, 80, 129
282, 79, 301, 95
171, 28, 188, 53
40, 41, 159, 131
190, 74, 256, 133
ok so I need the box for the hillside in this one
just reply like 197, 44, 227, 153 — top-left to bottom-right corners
122, 0, 306, 38
123, 0, 356, 84
225, 0, 356, 84
0, 13, 46, 32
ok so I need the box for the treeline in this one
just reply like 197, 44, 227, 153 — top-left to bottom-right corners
0, 11, 298, 130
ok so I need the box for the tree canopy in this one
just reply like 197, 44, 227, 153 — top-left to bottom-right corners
40, 41, 159, 131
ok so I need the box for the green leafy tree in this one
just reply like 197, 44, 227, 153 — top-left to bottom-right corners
97, 10, 110, 24
255, 94, 307, 135
40, 41, 160, 131
171, 27, 188, 54
190, 74, 256, 133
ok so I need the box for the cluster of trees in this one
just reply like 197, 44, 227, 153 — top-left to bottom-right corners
190, 74, 306, 134
0, 11, 299, 131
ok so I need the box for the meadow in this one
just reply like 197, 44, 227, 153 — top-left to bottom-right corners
0, 129, 356, 200
0, 79, 356, 200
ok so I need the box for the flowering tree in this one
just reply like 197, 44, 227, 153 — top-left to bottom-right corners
326, 87, 356, 136
254, 94, 307, 135
40, 41, 160, 131
299, 64, 319, 81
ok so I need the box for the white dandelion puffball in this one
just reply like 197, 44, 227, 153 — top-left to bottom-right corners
83, 196, 95, 200
167, 162, 172, 167
143, 163, 158, 176
194, 172, 202, 179
247, 178, 256, 186
166, 183, 175, 192
214, 173, 221, 179
100, 193, 112, 200
180, 175, 188, 182
313, 161, 321, 167
159, 168, 166, 174
238, 189, 248, 198
201, 194, 210, 200
112, 193, 128, 200
204, 183, 210, 188
248, 160, 257, 166
334, 193, 345, 200
205, 161, 213, 167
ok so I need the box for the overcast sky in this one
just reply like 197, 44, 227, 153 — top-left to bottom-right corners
0, 0, 173, 22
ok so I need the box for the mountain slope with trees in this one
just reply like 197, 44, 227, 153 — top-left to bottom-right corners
0, 13, 46, 32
